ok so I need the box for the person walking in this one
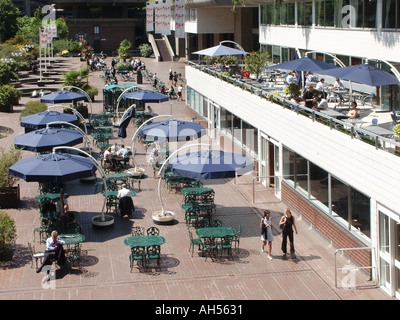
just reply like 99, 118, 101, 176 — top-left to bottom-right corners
260, 210, 273, 260
279, 208, 298, 259
177, 84, 183, 101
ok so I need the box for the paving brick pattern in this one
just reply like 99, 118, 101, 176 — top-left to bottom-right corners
0, 56, 394, 301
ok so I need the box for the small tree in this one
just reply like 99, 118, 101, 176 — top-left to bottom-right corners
118, 39, 133, 61
0, 146, 22, 191
244, 51, 271, 80
0, 210, 17, 259
20, 100, 47, 118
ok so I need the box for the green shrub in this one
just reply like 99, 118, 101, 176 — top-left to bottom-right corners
0, 146, 22, 190
0, 210, 17, 259
139, 43, 153, 57
115, 62, 132, 71
20, 100, 47, 118
0, 85, 20, 107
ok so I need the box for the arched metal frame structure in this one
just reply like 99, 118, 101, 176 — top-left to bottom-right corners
219, 40, 246, 52
156, 143, 211, 216
52, 146, 112, 225
47, 104, 88, 135
130, 114, 173, 158
46, 121, 91, 153
365, 58, 400, 83
305, 51, 346, 68
61, 86, 93, 125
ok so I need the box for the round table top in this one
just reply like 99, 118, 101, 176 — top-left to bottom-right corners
103, 190, 136, 197
123, 235, 166, 247
181, 187, 214, 196
35, 193, 69, 202
196, 227, 236, 238
59, 233, 85, 245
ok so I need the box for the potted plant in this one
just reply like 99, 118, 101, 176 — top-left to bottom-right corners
284, 82, 301, 99
0, 85, 21, 113
393, 124, 400, 152
0, 210, 17, 261
0, 146, 22, 209
76, 102, 88, 118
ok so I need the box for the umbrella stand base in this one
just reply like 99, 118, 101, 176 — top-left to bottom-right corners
92, 214, 114, 227
152, 210, 176, 225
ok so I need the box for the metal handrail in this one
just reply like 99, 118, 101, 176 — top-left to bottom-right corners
252, 175, 278, 203
334, 246, 378, 289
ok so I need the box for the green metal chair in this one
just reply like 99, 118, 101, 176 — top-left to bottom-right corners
27, 242, 44, 268
145, 245, 161, 269
131, 226, 145, 236
129, 246, 146, 272
218, 235, 233, 259
232, 224, 243, 253
188, 229, 203, 257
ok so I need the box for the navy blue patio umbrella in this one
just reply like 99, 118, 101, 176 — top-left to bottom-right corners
268, 57, 340, 73
14, 128, 83, 153
9, 152, 96, 183
121, 90, 169, 103
20, 110, 79, 131
40, 90, 86, 104
138, 120, 206, 141
117, 107, 136, 139
168, 149, 254, 180
318, 63, 400, 86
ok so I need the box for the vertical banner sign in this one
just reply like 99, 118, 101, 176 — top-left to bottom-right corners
155, 0, 171, 35
146, 1, 154, 32
40, 29, 48, 48
175, 0, 185, 38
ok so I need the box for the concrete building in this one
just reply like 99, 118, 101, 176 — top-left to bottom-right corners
52, 0, 146, 55
183, 0, 400, 299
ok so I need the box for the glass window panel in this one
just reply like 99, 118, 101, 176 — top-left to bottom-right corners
325, 0, 335, 26
315, 0, 324, 26
304, 1, 313, 26
280, 3, 287, 25
282, 147, 295, 187
351, 189, 370, 237
266, 3, 274, 25
331, 176, 349, 228
364, 0, 377, 28
287, 2, 295, 25
309, 162, 328, 205
298, 2, 305, 26
396, 220, 400, 261
260, 4, 267, 25
383, 0, 396, 29
295, 153, 308, 193
379, 211, 390, 254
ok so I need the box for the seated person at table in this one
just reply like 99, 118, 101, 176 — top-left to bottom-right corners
346, 101, 359, 119
56, 191, 69, 215
145, 105, 154, 116
111, 142, 120, 153
117, 184, 135, 217
316, 78, 327, 99
333, 78, 344, 90
104, 147, 118, 170
117, 144, 129, 168
303, 85, 316, 108
36, 230, 66, 273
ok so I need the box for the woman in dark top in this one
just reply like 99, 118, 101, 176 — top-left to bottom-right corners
279, 208, 298, 259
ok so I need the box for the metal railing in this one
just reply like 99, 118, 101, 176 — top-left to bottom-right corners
334, 246, 378, 289
187, 61, 400, 155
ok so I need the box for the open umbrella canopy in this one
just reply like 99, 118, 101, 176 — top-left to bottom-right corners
9, 152, 96, 183
268, 57, 340, 73
169, 149, 254, 180
121, 90, 169, 103
40, 90, 86, 104
192, 45, 249, 57
104, 83, 139, 91
14, 128, 83, 153
138, 120, 206, 141
318, 63, 400, 86
20, 110, 79, 130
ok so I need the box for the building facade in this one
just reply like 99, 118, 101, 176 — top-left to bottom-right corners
52, 0, 146, 55
184, 0, 400, 298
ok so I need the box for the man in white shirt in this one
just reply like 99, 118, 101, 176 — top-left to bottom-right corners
117, 144, 129, 168
316, 78, 327, 99
117, 183, 131, 198
286, 72, 294, 84
117, 184, 134, 217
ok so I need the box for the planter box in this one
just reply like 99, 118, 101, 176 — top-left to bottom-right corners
0, 104, 13, 113
0, 185, 20, 209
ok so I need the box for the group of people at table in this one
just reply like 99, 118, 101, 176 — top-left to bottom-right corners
287, 72, 359, 120
103, 142, 130, 170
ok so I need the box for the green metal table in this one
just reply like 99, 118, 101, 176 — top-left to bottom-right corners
181, 187, 214, 196
196, 227, 235, 239
123, 235, 166, 248
59, 233, 85, 245
103, 190, 136, 197
35, 192, 69, 203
